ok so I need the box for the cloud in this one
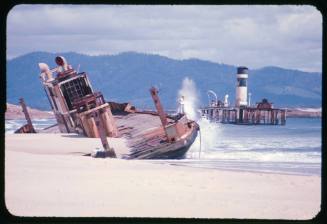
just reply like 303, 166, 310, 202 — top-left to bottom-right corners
7, 4, 322, 72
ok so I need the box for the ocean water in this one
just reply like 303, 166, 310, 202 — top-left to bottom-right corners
5, 117, 321, 176
5, 118, 57, 133
156, 117, 322, 176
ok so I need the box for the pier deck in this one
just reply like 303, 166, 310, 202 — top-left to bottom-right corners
201, 106, 286, 125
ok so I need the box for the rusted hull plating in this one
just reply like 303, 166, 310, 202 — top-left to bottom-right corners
125, 121, 199, 159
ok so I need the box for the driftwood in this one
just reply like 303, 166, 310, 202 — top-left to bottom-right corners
14, 98, 36, 133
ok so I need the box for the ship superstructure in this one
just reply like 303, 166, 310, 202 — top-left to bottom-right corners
39, 56, 118, 137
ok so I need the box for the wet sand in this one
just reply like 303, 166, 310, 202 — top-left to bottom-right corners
5, 133, 321, 219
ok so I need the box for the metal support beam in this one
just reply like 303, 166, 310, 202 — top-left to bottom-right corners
19, 98, 36, 133
93, 110, 116, 158
150, 87, 168, 127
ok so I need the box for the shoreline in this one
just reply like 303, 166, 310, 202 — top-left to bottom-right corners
5, 102, 321, 120
157, 162, 321, 177
5, 133, 321, 219
152, 157, 321, 177
286, 108, 321, 118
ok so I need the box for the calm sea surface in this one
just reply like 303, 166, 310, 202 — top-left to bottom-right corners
5, 117, 321, 176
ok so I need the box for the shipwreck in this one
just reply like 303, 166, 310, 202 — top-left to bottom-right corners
24, 56, 200, 159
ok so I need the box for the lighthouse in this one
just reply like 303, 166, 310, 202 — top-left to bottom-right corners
235, 66, 249, 107
200, 65, 286, 125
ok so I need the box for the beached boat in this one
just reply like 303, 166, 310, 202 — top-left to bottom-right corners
21, 56, 199, 159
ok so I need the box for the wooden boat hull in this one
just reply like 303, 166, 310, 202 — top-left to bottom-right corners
127, 122, 199, 159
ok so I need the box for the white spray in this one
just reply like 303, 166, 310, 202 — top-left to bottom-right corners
177, 77, 200, 121
188, 118, 222, 159
177, 77, 222, 159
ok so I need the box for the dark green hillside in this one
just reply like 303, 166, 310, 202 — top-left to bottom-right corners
7, 52, 321, 110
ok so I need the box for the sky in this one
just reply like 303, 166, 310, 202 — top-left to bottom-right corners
7, 4, 322, 72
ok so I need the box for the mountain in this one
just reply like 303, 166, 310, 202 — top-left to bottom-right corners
6, 52, 322, 110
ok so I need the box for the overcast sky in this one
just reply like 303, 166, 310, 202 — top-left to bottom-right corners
7, 4, 322, 72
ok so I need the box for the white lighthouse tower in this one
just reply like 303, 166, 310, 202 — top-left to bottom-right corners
235, 66, 249, 107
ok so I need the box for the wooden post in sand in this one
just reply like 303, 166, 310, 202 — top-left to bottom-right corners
93, 110, 116, 158
19, 98, 36, 133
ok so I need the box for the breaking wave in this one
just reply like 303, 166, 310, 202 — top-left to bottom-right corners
177, 77, 200, 121
184, 117, 322, 175
5, 118, 57, 133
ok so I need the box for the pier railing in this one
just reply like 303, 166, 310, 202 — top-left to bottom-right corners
201, 106, 286, 125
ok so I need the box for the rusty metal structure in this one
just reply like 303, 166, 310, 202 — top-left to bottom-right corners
73, 92, 118, 138
35, 56, 199, 159
39, 56, 118, 138
201, 67, 286, 125
14, 98, 36, 133
150, 87, 196, 143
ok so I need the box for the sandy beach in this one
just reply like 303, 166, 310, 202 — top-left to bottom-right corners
5, 133, 321, 219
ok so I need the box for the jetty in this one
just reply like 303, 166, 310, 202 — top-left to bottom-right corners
201, 67, 286, 125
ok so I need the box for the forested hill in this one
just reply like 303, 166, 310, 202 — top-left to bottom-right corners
7, 51, 321, 110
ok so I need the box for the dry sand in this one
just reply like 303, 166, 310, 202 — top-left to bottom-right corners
5, 133, 321, 219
